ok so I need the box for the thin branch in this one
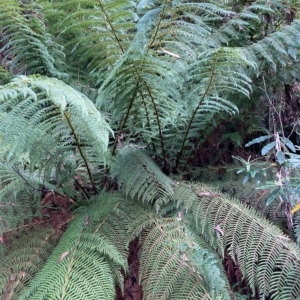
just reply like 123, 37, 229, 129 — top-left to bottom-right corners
260, 76, 285, 139
74, 177, 90, 200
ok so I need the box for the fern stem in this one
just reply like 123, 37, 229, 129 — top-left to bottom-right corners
182, 116, 218, 171
60, 219, 86, 299
144, 81, 167, 171
140, 91, 158, 156
112, 81, 140, 155
74, 177, 90, 199
174, 53, 218, 170
64, 112, 97, 195
148, 3, 167, 50
97, 0, 124, 54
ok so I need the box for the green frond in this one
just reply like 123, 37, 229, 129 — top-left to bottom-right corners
137, 217, 231, 299
0, 226, 61, 300
17, 194, 131, 300
111, 146, 175, 207
0, 76, 112, 229
47, 0, 137, 82
0, 0, 66, 78
98, 49, 182, 165
173, 47, 252, 169
174, 182, 300, 299
244, 20, 300, 73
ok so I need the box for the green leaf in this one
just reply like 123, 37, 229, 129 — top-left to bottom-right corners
243, 174, 250, 184
266, 188, 280, 206
280, 137, 296, 153
245, 135, 271, 147
276, 151, 285, 165
261, 141, 276, 156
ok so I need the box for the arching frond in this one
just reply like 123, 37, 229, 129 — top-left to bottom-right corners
244, 20, 300, 74
0, 76, 112, 231
0, 0, 66, 78
175, 183, 300, 299
17, 195, 131, 300
97, 48, 182, 167
136, 217, 231, 300
173, 47, 252, 170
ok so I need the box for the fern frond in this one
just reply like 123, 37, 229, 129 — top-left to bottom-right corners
174, 47, 252, 169
111, 146, 175, 208
47, 0, 137, 83
17, 194, 131, 300
194, 164, 285, 220
0, 226, 61, 300
175, 183, 300, 299
0, 76, 112, 229
136, 217, 231, 299
244, 20, 300, 73
0, 0, 66, 78
98, 49, 182, 165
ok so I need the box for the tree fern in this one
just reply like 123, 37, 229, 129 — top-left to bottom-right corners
1, 0, 300, 299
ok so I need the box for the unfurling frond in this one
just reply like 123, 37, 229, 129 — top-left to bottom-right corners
174, 183, 300, 300
111, 146, 175, 208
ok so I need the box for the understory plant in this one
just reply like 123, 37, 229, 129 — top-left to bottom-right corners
1, 0, 300, 299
